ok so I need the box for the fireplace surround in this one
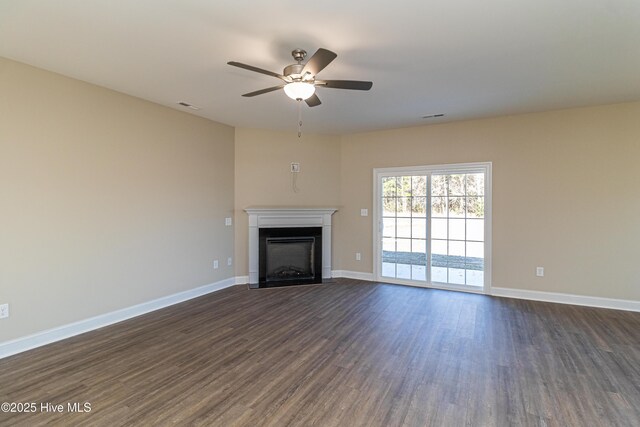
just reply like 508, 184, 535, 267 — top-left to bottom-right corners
245, 207, 337, 288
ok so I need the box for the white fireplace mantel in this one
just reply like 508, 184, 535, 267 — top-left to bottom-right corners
244, 207, 338, 285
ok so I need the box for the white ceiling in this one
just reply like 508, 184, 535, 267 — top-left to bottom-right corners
1, 0, 639, 134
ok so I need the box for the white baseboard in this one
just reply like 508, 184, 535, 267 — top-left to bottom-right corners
330, 273, 640, 312
491, 287, 640, 312
4, 277, 637, 360
0, 277, 237, 359
235, 275, 249, 285
331, 270, 374, 281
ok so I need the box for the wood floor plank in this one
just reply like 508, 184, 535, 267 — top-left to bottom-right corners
1, 279, 640, 426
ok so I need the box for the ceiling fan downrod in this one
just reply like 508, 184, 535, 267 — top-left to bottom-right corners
291, 49, 307, 63
297, 99, 303, 138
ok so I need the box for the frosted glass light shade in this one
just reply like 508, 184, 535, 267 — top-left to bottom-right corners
284, 82, 315, 100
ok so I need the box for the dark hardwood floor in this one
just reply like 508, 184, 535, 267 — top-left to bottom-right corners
1, 279, 639, 426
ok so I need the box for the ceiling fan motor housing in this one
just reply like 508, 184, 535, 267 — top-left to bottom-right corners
283, 63, 306, 80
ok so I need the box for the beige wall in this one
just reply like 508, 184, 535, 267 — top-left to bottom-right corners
338, 102, 640, 300
233, 128, 342, 276
2, 57, 639, 347
0, 58, 235, 342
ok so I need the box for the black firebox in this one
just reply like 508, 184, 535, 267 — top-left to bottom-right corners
258, 227, 322, 288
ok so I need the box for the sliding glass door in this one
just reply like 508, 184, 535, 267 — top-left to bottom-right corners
374, 163, 491, 292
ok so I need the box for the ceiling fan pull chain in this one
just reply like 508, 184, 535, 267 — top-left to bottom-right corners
297, 99, 303, 138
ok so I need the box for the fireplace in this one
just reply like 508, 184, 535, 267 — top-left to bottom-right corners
244, 207, 337, 288
259, 227, 322, 287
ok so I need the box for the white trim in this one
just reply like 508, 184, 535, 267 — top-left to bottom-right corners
483, 163, 493, 294
0, 277, 237, 359
373, 162, 491, 177
235, 275, 249, 285
333, 274, 640, 312
331, 270, 375, 281
491, 287, 640, 312
372, 162, 492, 294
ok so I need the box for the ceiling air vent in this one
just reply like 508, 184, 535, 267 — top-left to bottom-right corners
422, 113, 445, 119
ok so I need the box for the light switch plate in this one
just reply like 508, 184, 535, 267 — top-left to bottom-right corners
225, 217, 232, 226
360, 209, 368, 216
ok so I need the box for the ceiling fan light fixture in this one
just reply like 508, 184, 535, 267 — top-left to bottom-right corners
284, 82, 315, 100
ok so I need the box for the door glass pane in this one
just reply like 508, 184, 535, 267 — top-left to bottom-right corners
432, 218, 447, 239
449, 240, 465, 257
382, 177, 397, 196
466, 270, 484, 286
467, 219, 484, 241
466, 241, 484, 259
412, 239, 426, 254
397, 197, 411, 217
383, 197, 396, 216
411, 218, 426, 239
397, 263, 411, 279
412, 176, 427, 196
397, 176, 412, 197
382, 238, 396, 252
448, 174, 465, 196
448, 268, 466, 284
431, 175, 446, 196
412, 196, 427, 217
382, 262, 396, 277
397, 218, 411, 238
396, 238, 411, 252
431, 197, 447, 217
448, 197, 465, 218
449, 219, 465, 240
466, 173, 484, 196
466, 197, 484, 218
412, 265, 426, 281
432, 267, 447, 282
383, 218, 396, 237
431, 239, 447, 255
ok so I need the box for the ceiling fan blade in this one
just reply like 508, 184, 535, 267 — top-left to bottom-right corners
242, 85, 285, 97
305, 93, 322, 107
302, 48, 337, 76
228, 61, 288, 81
316, 80, 373, 90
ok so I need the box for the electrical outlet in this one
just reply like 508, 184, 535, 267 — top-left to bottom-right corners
356, 252, 362, 261
360, 209, 368, 216
291, 162, 300, 173
536, 267, 544, 277
0, 303, 9, 319
213, 260, 219, 269
227, 257, 232, 266
225, 217, 232, 226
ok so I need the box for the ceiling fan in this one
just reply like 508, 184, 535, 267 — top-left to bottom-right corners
227, 48, 373, 107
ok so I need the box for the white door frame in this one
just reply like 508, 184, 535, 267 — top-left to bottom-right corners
372, 162, 492, 294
